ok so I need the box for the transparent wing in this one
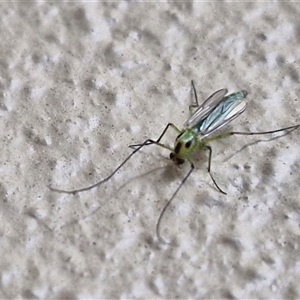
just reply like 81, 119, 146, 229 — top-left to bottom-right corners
184, 88, 228, 128
199, 91, 248, 137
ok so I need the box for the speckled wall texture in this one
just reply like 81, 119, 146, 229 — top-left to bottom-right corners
1, 2, 300, 299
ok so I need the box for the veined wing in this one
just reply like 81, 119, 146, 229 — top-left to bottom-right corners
184, 88, 228, 128
194, 90, 248, 137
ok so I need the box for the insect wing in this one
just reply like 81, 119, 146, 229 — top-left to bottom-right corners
184, 88, 228, 128
200, 91, 248, 137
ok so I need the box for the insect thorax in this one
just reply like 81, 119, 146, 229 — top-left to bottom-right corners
170, 129, 200, 163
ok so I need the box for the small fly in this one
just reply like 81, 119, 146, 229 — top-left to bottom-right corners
49, 81, 300, 243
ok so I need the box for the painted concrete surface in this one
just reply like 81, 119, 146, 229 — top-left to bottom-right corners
1, 2, 300, 299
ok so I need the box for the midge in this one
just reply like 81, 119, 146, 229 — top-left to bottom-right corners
49, 81, 300, 243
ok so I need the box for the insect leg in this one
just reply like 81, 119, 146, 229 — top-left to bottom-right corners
129, 123, 181, 149
49, 138, 163, 194
204, 145, 227, 195
229, 124, 300, 137
202, 124, 300, 146
156, 158, 195, 244
189, 80, 200, 115
199, 124, 300, 195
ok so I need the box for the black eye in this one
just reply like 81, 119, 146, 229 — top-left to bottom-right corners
185, 140, 192, 148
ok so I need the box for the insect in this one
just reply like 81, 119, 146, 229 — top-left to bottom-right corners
49, 81, 300, 243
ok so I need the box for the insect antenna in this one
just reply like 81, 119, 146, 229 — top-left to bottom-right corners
48, 139, 157, 194
156, 160, 194, 244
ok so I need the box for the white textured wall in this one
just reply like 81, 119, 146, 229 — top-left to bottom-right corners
1, 2, 300, 299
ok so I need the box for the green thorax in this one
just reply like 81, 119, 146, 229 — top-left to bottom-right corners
173, 128, 202, 159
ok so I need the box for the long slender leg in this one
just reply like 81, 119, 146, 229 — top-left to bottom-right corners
156, 158, 195, 244
230, 124, 300, 136
204, 145, 227, 195
129, 123, 181, 149
189, 80, 200, 115
203, 124, 300, 144
49, 122, 183, 194
49, 138, 173, 194
199, 124, 300, 195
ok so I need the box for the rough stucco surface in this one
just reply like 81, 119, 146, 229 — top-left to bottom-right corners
1, 2, 300, 299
